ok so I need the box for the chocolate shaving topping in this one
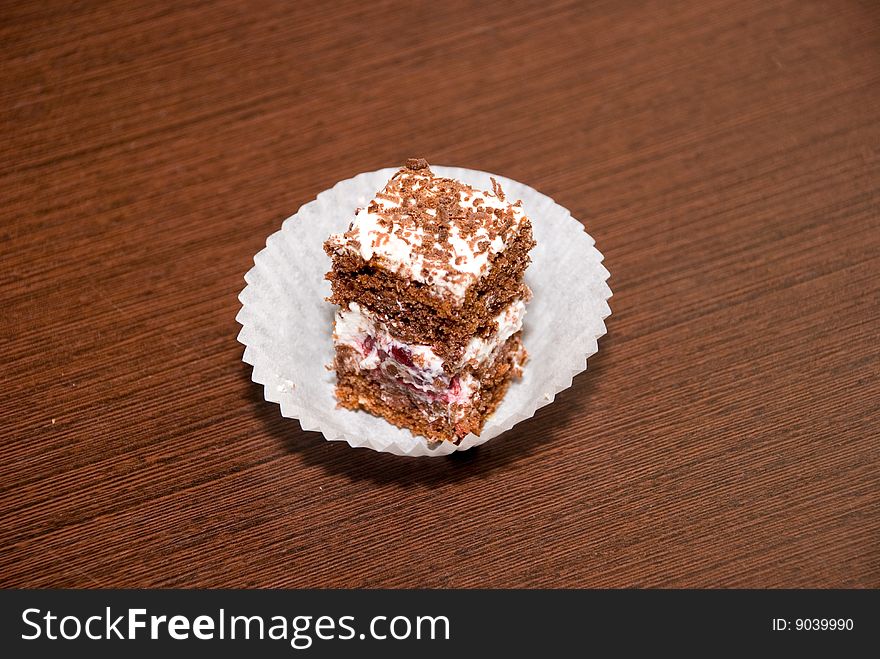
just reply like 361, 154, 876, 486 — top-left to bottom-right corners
490, 177, 505, 201
405, 157, 430, 171
348, 159, 524, 290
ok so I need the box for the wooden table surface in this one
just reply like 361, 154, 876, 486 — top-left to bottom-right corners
2, 0, 878, 588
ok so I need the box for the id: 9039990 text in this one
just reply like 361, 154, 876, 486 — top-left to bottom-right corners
771, 618, 853, 631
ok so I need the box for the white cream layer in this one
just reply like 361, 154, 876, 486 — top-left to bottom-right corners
333, 298, 526, 386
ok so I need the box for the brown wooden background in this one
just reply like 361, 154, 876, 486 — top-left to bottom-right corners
2, 0, 878, 588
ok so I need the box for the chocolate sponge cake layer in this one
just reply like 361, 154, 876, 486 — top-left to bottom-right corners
325, 222, 533, 361
334, 333, 525, 442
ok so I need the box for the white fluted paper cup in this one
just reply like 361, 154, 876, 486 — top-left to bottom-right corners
236, 166, 612, 457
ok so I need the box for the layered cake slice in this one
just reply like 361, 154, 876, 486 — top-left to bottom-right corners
324, 158, 535, 443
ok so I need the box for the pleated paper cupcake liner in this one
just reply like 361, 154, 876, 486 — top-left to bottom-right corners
236, 166, 612, 457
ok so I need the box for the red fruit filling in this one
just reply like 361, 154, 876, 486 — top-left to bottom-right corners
390, 345, 414, 367
358, 336, 467, 405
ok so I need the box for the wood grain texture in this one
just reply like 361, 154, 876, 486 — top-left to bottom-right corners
1, 0, 878, 588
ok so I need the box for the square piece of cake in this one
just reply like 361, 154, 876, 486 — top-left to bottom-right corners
324, 158, 535, 442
